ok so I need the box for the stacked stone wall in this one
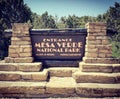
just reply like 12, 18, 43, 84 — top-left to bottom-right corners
5, 23, 33, 63
83, 22, 120, 64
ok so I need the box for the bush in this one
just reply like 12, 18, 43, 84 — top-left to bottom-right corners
112, 41, 120, 58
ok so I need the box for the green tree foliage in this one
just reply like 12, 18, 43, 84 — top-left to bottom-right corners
79, 16, 97, 28
0, 0, 32, 28
111, 41, 120, 58
106, 2, 120, 32
0, 0, 32, 59
30, 12, 57, 29
30, 13, 42, 28
30, 12, 97, 29
58, 16, 67, 28
41, 11, 57, 28
66, 15, 79, 28
59, 15, 97, 28
106, 2, 120, 58
96, 14, 107, 22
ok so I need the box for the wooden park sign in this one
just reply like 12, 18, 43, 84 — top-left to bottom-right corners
30, 29, 87, 61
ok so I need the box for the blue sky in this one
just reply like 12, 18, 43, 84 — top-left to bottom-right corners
24, 0, 120, 17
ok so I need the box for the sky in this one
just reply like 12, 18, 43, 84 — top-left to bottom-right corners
24, 0, 120, 17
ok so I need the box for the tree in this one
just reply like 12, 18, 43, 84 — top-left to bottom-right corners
41, 11, 57, 28
0, 0, 32, 59
96, 14, 106, 22
0, 0, 32, 28
58, 16, 67, 28
29, 12, 42, 29
65, 15, 80, 28
28, 12, 58, 29
106, 2, 120, 33
79, 16, 97, 28
105, 2, 120, 58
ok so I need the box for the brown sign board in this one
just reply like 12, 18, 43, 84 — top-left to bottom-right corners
30, 29, 87, 60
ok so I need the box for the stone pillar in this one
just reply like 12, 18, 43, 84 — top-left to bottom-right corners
5, 23, 33, 63
81, 22, 120, 65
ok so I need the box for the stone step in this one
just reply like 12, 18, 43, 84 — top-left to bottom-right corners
0, 69, 48, 81
76, 83, 120, 97
0, 62, 42, 72
46, 77, 76, 96
0, 81, 47, 97
48, 67, 79, 77
5, 57, 34, 63
0, 60, 5, 63
80, 62, 120, 73
0, 77, 77, 97
83, 57, 120, 64
73, 71, 120, 83
0, 80, 120, 98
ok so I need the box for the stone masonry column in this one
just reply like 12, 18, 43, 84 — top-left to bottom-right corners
85, 22, 112, 59
82, 22, 119, 63
80, 22, 120, 71
5, 23, 33, 63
